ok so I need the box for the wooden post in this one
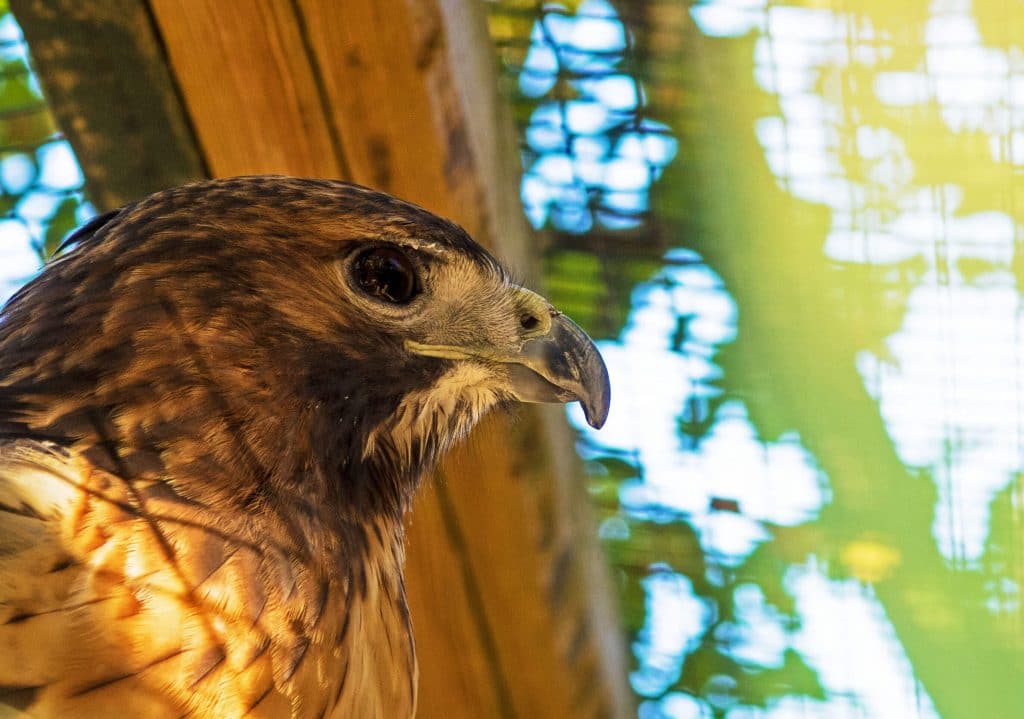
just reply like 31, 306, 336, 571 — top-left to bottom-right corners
12, 2, 633, 717
11, 0, 204, 209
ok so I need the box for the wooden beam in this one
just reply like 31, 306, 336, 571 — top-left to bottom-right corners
10, 0, 205, 210
12, 1, 634, 716
147, 0, 344, 179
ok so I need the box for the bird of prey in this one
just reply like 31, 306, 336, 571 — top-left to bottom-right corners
0, 177, 609, 718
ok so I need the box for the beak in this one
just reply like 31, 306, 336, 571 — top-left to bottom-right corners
505, 311, 611, 429
404, 289, 611, 429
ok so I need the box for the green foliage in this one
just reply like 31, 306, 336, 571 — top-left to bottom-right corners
675, 645, 826, 711
41, 195, 81, 260
646, 7, 1024, 718
0, 56, 54, 148
585, 455, 639, 509
0, 9, 87, 276
544, 246, 661, 340
545, 249, 605, 313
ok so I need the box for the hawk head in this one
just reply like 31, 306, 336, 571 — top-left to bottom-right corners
0, 177, 609, 526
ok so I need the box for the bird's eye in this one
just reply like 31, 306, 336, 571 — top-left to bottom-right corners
352, 247, 420, 304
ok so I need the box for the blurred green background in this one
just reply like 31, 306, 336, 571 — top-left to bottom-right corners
488, 1, 1024, 717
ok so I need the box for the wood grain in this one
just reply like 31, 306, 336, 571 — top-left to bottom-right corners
148, 0, 342, 179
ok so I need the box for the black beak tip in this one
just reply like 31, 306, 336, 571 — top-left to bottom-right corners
581, 364, 611, 430
584, 405, 608, 430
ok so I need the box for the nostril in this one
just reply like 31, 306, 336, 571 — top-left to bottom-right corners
520, 313, 541, 331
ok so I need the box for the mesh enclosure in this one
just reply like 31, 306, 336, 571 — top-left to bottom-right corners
490, 1, 1024, 718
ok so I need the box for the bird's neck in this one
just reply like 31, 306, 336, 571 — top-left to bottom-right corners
321, 516, 418, 718
242, 508, 417, 717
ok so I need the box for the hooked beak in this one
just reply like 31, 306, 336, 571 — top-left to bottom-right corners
404, 289, 611, 429
504, 311, 610, 429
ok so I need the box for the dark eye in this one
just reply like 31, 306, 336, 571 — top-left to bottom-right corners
352, 247, 420, 304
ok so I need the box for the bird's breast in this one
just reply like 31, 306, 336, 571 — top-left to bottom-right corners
0, 445, 417, 719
